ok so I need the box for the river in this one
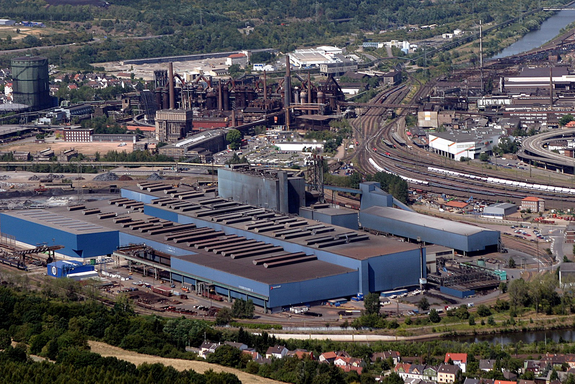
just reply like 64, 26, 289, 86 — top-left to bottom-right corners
457, 328, 575, 345
493, 9, 575, 59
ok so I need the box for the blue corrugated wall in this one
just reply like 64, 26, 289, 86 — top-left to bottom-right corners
0, 213, 118, 259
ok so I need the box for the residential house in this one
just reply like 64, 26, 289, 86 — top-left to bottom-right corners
464, 379, 494, 384
320, 351, 340, 364
266, 345, 289, 359
524, 360, 544, 374
403, 364, 426, 380
370, 350, 401, 365
287, 349, 314, 360
437, 364, 460, 384
224, 341, 248, 351
334, 355, 364, 375
494, 380, 516, 384
422, 366, 438, 381
445, 353, 467, 373
395, 363, 412, 377
480, 360, 495, 372
199, 341, 220, 358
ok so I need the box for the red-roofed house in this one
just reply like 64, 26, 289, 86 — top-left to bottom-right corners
334, 355, 364, 374
287, 349, 314, 360
226, 53, 248, 68
319, 351, 338, 364
445, 201, 469, 211
445, 353, 467, 373
494, 380, 516, 384
521, 196, 545, 213
395, 363, 412, 375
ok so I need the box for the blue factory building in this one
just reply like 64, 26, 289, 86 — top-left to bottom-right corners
0, 181, 424, 311
0, 170, 499, 310
358, 182, 500, 254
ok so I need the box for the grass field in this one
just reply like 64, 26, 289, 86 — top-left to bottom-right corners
88, 341, 281, 384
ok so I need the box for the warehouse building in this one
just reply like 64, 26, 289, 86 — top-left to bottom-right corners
429, 127, 505, 161
482, 203, 518, 219
358, 182, 500, 254
0, 183, 425, 311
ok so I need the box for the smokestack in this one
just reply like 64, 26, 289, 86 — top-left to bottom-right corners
308, 71, 312, 114
168, 62, 175, 109
263, 71, 268, 102
550, 67, 554, 107
284, 55, 291, 107
284, 55, 291, 128
218, 81, 223, 111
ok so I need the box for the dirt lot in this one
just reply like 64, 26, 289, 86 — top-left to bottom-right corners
88, 341, 281, 384
1, 140, 134, 157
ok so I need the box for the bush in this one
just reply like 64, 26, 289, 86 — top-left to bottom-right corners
429, 309, 441, 323
477, 304, 492, 317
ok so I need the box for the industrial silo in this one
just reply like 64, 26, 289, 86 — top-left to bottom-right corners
11, 56, 51, 110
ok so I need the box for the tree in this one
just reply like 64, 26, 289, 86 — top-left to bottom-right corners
479, 153, 490, 162
477, 304, 491, 317
0, 329, 11, 349
417, 297, 430, 311
508, 278, 529, 308
232, 299, 254, 319
508, 257, 516, 268
560, 114, 574, 126
364, 292, 381, 316
215, 307, 233, 325
207, 345, 242, 368
429, 309, 441, 323
226, 129, 242, 150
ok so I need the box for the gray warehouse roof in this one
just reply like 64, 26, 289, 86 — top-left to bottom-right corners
15, 199, 356, 286
123, 185, 421, 259
361, 206, 488, 236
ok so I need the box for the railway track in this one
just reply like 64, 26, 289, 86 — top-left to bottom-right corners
345, 79, 575, 209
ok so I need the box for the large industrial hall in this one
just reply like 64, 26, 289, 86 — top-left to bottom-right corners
0, 166, 501, 310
